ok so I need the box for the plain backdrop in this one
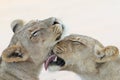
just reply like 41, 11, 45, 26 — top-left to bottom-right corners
0, 0, 120, 80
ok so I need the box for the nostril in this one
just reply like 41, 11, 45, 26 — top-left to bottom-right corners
52, 21, 59, 25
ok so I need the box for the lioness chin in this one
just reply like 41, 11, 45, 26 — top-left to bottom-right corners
0, 17, 64, 80
45, 34, 120, 80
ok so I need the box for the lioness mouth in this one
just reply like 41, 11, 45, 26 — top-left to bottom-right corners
44, 54, 65, 70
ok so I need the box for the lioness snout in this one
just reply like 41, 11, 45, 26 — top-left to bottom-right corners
53, 18, 64, 30
45, 17, 64, 29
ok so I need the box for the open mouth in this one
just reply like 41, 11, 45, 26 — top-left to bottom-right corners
44, 54, 65, 70
44, 19, 65, 70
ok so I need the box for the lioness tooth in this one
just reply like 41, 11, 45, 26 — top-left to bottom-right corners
53, 56, 57, 62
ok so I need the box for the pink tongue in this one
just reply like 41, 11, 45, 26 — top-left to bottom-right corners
44, 55, 57, 70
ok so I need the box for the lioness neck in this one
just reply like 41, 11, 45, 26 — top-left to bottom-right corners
0, 61, 40, 80
79, 58, 120, 80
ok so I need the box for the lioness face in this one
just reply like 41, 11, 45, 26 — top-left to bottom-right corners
44, 34, 119, 74
44, 34, 96, 71
2, 17, 64, 64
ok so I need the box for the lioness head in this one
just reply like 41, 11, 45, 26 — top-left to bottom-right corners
2, 17, 64, 65
44, 34, 119, 74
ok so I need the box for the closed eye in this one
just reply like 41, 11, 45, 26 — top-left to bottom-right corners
30, 30, 41, 39
30, 27, 46, 38
72, 41, 86, 46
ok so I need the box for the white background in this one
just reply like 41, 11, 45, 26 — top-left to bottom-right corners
0, 0, 120, 80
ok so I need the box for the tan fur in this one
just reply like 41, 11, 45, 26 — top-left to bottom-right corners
2, 42, 29, 63
48, 34, 120, 80
0, 17, 64, 80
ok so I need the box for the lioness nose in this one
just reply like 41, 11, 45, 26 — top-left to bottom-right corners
47, 17, 60, 24
43, 17, 57, 25
44, 17, 64, 29
51, 17, 64, 29
52, 18, 60, 25
46, 17, 61, 25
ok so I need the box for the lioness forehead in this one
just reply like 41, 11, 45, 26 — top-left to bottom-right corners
10, 18, 56, 45
17, 18, 54, 33
61, 34, 104, 47
20, 20, 45, 32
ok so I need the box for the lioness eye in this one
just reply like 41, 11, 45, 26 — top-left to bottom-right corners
72, 41, 85, 46
32, 31, 39, 37
30, 30, 40, 38
32, 30, 39, 37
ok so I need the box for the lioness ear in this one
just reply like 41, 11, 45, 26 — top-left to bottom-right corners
2, 42, 29, 62
11, 19, 24, 33
94, 45, 119, 63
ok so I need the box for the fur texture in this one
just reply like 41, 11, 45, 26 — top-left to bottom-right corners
47, 34, 119, 80
0, 17, 64, 80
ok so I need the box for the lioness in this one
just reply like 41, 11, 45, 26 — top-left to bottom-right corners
0, 17, 64, 80
45, 34, 120, 80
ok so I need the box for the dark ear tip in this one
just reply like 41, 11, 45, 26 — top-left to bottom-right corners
11, 19, 23, 33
